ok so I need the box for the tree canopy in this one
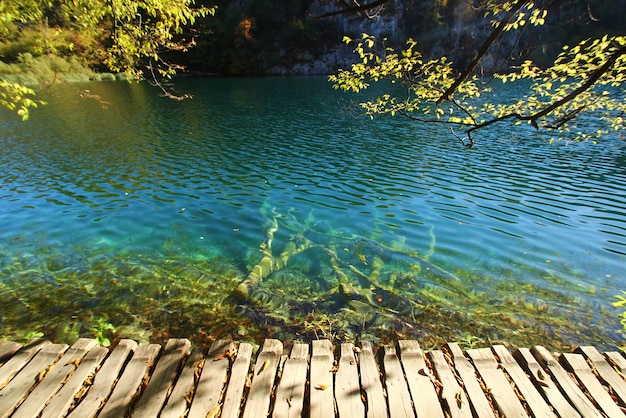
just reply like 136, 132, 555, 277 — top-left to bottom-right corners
0, 0, 215, 118
330, 0, 626, 146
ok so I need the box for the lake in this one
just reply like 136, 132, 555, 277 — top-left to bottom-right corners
1, 77, 625, 350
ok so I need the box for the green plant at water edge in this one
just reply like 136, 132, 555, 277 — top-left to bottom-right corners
457, 334, 484, 350
613, 291, 626, 345
90, 319, 116, 347
302, 311, 339, 342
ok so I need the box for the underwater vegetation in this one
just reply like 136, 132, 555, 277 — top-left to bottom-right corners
0, 205, 619, 351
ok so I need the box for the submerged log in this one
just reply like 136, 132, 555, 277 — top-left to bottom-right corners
233, 236, 311, 300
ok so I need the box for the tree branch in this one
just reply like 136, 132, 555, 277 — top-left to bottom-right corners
461, 42, 626, 136
527, 43, 626, 128
312, 0, 390, 18
436, 0, 529, 104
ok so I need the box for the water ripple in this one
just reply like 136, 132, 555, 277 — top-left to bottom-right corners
1, 77, 625, 346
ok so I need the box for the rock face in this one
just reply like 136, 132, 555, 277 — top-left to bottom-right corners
195, 0, 626, 76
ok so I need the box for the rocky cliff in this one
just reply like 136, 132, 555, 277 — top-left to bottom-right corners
187, 0, 626, 76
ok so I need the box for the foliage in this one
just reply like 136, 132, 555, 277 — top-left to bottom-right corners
613, 291, 626, 344
90, 318, 116, 347
330, 0, 626, 146
0, 79, 43, 120
0, 53, 95, 82
0, 0, 216, 116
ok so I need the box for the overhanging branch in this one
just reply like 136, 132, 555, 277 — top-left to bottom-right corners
436, 0, 529, 104
526, 43, 626, 128
312, 0, 390, 18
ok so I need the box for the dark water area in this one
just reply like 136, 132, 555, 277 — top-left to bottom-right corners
1, 77, 625, 350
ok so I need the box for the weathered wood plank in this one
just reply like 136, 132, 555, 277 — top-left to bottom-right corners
39, 344, 108, 418
0, 340, 22, 365
359, 341, 387, 418
310, 339, 335, 418
6, 337, 626, 418
66, 339, 138, 418
160, 347, 205, 418
242, 339, 283, 418
530, 346, 601, 418
398, 340, 444, 418
382, 344, 414, 418
513, 347, 581, 418
11, 338, 97, 418
132, 338, 191, 417
0, 342, 67, 418
187, 339, 234, 418
444, 343, 495, 418
491, 345, 556, 418
466, 347, 528, 418
221, 342, 253, 418
577, 346, 626, 407
605, 351, 626, 377
561, 352, 625, 417
97, 343, 162, 418
274, 343, 309, 418
335, 342, 365, 418
0, 339, 50, 390
428, 349, 472, 418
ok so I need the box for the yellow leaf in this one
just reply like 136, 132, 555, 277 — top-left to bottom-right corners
207, 404, 221, 418
258, 358, 270, 375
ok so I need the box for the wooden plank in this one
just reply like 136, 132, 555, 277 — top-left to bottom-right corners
0, 340, 22, 365
0, 342, 68, 418
444, 343, 495, 418
242, 339, 283, 418
0, 339, 50, 390
513, 348, 581, 418
11, 338, 97, 418
310, 339, 335, 418
334, 342, 364, 418
66, 339, 138, 418
221, 342, 253, 418
561, 352, 625, 417
359, 341, 387, 418
382, 344, 414, 418
605, 352, 626, 376
577, 346, 626, 407
160, 347, 205, 418
466, 347, 528, 418
39, 344, 108, 418
428, 350, 472, 418
273, 343, 309, 418
531, 346, 601, 418
398, 340, 444, 418
187, 339, 234, 418
97, 343, 161, 418
132, 338, 191, 417
491, 345, 556, 418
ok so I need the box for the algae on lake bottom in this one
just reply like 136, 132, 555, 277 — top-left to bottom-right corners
0, 207, 619, 351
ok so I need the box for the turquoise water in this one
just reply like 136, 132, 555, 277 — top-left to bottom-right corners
1, 77, 625, 349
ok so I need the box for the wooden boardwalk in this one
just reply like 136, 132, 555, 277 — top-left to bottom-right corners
1, 338, 626, 417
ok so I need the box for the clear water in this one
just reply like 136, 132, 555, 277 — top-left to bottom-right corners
1, 77, 625, 349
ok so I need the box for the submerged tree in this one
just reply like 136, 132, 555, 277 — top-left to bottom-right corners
0, 0, 215, 119
329, 0, 626, 147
